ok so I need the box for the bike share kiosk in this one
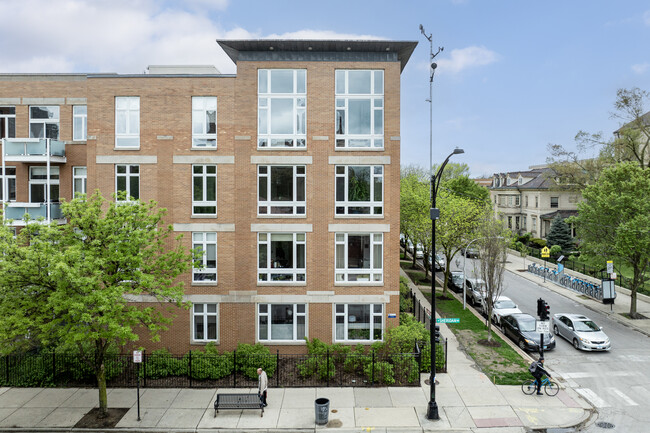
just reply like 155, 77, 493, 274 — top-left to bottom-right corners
602, 260, 616, 305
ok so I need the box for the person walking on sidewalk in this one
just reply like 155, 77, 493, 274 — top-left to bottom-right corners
529, 357, 551, 395
257, 367, 268, 406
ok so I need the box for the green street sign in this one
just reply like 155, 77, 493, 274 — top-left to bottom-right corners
436, 318, 460, 323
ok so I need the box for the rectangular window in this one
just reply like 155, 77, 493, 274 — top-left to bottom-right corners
258, 232, 306, 282
73, 105, 87, 141
0, 167, 16, 201
192, 232, 217, 282
0, 107, 16, 138
258, 303, 306, 341
507, 216, 512, 229
515, 196, 520, 206
335, 70, 384, 149
115, 97, 140, 148
532, 217, 537, 229
192, 165, 217, 216
507, 196, 513, 206
192, 97, 217, 148
550, 197, 559, 208
335, 233, 383, 283
522, 216, 527, 230
335, 165, 383, 215
115, 164, 139, 201
258, 165, 305, 216
568, 195, 578, 204
525, 195, 529, 207
73, 166, 87, 197
515, 216, 520, 230
335, 304, 383, 342
29, 166, 59, 203
257, 69, 306, 148
535, 196, 539, 208
29, 106, 59, 139
192, 303, 218, 342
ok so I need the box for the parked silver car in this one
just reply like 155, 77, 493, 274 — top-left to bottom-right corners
552, 313, 611, 351
465, 278, 487, 306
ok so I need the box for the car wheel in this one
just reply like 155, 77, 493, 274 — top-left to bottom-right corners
493, 317, 499, 327
553, 325, 559, 336
573, 339, 580, 350
518, 340, 527, 351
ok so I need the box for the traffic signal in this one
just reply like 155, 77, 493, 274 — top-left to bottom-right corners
537, 298, 545, 318
542, 302, 550, 321
434, 325, 441, 344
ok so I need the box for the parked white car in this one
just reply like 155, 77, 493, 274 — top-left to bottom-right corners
415, 243, 424, 259
488, 296, 522, 326
465, 278, 487, 306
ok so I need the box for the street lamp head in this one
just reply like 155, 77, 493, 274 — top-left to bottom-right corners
431, 62, 437, 70
452, 148, 464, 155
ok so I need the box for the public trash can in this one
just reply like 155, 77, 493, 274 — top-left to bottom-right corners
315, 398, 330, 425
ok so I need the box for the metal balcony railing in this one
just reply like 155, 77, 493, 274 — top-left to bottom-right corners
4, 202, 62, 222
2, 138, 66, 160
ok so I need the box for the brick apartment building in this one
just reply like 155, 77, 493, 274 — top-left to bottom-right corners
0, 39, 417, 354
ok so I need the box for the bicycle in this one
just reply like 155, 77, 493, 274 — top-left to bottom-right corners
522, 376, 559, 396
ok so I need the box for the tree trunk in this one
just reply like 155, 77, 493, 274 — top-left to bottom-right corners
442, 268, 450, 294
423, 252, 430, 280
97, 361, 108, 417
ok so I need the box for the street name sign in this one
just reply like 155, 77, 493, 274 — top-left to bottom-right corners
437, 318, 460, 323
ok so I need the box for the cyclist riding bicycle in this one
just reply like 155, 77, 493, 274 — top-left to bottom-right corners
529, 357, 552, 396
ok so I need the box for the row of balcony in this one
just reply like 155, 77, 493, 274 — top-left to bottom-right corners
1, 138, 66, 163
2, 203, 63, 226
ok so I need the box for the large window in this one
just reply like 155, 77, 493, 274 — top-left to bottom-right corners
192, 97, 217, 148
0, 167, 16, 201
73, 166, 87, 197
29, 166, 59, 203
29, 106, 59, 139
115, 97, 140, 148
335, 70, 384, 149
335, 165, 383, 215
258, 303, 306, 341
115, 164, 139, 201
550, 197, 559, 208
257, 69, 306, 148
73, 105, 87, 141
0, 107, 15, 138
335, 304, 383, 342
192, 165, 217, 216
192, 232, 217, 282
335, 233, 383, 282
258, 233, 305, 282
192, 303, 218, 342
258, 165, 305, 216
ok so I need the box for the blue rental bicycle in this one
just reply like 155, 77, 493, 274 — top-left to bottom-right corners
522, 376, 559, 396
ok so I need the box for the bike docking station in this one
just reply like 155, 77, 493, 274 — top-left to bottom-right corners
601, 260, 617, 310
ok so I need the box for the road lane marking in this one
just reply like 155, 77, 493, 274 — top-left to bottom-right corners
560, 371, 636, 379
575, 388, 610, 408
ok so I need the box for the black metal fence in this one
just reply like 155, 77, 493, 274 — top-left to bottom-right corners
0, 348, 422, 389
406, 290, 448, 373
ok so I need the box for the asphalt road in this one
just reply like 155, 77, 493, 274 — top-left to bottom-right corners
458, 257, 650, 433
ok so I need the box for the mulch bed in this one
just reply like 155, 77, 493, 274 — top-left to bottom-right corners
74, 407, 129, 429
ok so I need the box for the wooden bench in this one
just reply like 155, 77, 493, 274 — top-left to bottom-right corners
214, 393, 264, 417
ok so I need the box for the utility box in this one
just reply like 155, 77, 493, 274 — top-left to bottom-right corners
602, 279, 616, 304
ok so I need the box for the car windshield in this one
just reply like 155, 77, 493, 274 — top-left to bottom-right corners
517, 317, 536, 332
574, 320, 600, 332
494, 300, 516, 309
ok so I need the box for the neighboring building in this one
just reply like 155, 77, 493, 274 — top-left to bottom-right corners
472, 177, 492, 188
489, 166, 580, 238
0, 39, 417, 354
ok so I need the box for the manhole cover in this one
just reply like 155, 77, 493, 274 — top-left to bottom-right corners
596, 421, 615, 429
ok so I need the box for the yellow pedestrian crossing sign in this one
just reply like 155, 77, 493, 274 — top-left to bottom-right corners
541, 246, 550, 258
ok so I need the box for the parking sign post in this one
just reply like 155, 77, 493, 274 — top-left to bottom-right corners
133, 350, 143, 421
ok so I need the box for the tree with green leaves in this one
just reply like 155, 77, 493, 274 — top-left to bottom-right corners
546, 215, 574, 254
571, 162, 650, 318
443, 175, 490, 204
0, 191, 196, 416
436, 193, 486, 295
400, 171, 432, 278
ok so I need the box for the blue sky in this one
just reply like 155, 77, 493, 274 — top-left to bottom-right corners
2, 0, 649, 176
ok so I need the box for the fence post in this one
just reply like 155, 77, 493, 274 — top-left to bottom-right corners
445, 338, 448, 373
371, 350, 375, 386
233, 350, 237, 388
276, 350, 279, 388
143, 350, 147, 388
52, 351, 56, 384
188, 351, 192, 388
4, 356, 7, 385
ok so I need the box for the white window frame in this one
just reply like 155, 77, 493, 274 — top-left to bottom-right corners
115, 164, 139, 201
257, 232, 306, 283
257, 69, 306, 149
0, 167, 16, 202
72, 166, 87, 197
192, 96, 217, 148
192, 165, 217, 216
335, 165, 383, 216
115, 97, 140, 148
73, 105, 87, 141
335, 70, 384, 149
192, 232, 217, 283
335, 233, 383, 283
29, 106, 60, 139
0, 107, 15, 139
257, 165, 306, 216
29, 166, 59, 203
334, 303, 383, 342
192, 303, 218, 342
257, 303, 307, 342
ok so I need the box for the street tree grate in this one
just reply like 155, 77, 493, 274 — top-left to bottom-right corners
596, 421, 615, 429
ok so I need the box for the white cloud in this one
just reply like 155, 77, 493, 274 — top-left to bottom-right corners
632, 63, 650, 74
436, 46, 499, 74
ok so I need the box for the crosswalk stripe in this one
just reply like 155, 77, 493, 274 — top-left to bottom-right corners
561, 371, 636, 379
575, 388, 610, 408
607, 388, 638, 406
